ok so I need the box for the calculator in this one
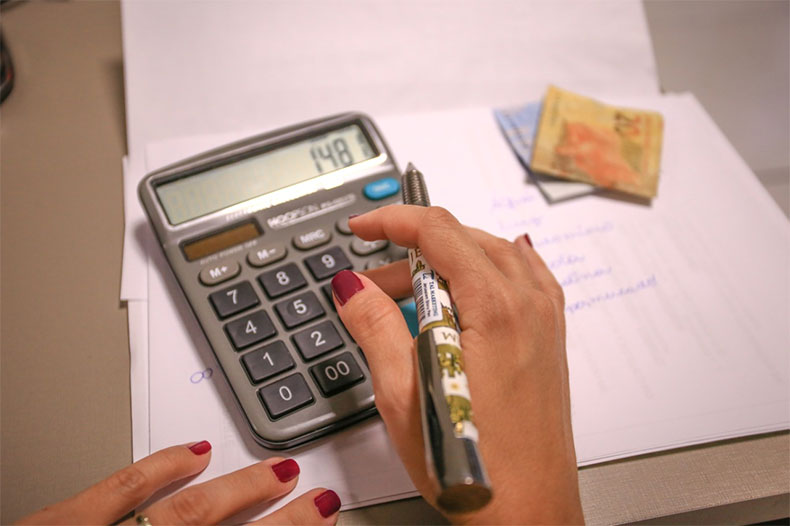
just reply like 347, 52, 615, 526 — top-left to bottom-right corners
139, 113, 413, 449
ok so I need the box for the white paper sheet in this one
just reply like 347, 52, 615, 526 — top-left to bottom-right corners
135, 94, 788, 519
120, 0, 661, 300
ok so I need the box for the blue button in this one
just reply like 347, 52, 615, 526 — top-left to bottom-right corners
363, 177, 400, 201
399, 301, 419, 338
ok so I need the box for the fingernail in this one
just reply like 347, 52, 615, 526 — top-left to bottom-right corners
188, 440, 211, 455
314, 489, 341, 517
331, 270, 364, 306
271, 458, 300, 483
348, 214, 359, 220
523, 233, 533, 247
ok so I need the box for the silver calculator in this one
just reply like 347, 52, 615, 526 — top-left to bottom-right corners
139, 113, 414, 449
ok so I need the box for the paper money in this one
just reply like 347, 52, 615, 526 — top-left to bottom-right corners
531, 86, 664, 199
495, 103, 596, 202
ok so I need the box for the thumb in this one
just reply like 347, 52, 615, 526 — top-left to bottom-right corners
331, 270, 430, 495
331, 270, 416, 413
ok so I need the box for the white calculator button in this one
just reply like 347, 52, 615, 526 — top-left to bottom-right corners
247, 244, 288, 268
293, 227, 331, 251
199, 260, 241, 286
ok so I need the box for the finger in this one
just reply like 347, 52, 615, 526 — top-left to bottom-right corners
360, 258, 412, 299
18, 442, 213, 525
135, 457, 300, 525
465, 226, 538, 288
349, 205, 503, 329
330, 270, 430, 496
253, 488, 341, 525
514, 233, 564, 306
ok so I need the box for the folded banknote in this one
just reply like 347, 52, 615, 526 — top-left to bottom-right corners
531, 86, 664, 199
494, 102, 596, 202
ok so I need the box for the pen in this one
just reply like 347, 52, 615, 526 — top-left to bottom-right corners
401, 163, 492, 514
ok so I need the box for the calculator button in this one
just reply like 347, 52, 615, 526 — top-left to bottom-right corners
241, 341, 294, 383
336, 217, 353, 235
365, 255, 393, 270
199, 260, 241, 286
209, 281, 260, 319
259, 373, 314, 419
292, 320, 344, 361
293, 227, 331, 250
274, 291, 325, 329
351, 238, 388, 256
247, 244, 288, 268
310, 352, 365, 396
321, 283, 336, 310
258, 262, 307, 298
363, 177, 400, 201
304, 246, 353, 281
399, 301, 420, 338
225, 310, 277, 349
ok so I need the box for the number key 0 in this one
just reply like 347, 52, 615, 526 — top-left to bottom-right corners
259, 373, 314, 419
258, 262, 307, 299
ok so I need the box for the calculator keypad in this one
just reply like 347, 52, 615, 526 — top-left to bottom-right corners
242, 340, 295, 383
292, 320, 344, 361
275, 291, 325, 329
304, 246, 353, 281
310, 352, 365, 396
258, 262, 307, 298
225, 310, 277, 349
259, 373, 315, 419
210, 281, 260, 319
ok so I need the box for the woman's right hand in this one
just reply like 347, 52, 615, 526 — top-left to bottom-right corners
331, 205, 584, 524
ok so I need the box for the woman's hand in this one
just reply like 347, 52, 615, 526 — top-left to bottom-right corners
17, 441, 340, 525
332, 205, 583, 524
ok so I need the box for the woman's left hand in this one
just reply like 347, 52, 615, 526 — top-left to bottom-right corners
17, 441, 341, 525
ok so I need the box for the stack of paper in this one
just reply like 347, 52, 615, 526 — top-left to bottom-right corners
118, 1, 788, 519
128, 96, 788, 519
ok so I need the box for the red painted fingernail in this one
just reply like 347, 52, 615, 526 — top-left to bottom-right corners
271, 459, 300, 483
314, 489, 341, 517
523, 233, 533, 247
188, 440, 211, 455
331, 270, 364, 306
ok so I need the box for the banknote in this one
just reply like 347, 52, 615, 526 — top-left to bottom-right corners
531, 86, 664, 199
494, 103, 595, 202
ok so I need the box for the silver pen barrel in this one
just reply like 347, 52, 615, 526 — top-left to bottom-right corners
402, 163, 492, 514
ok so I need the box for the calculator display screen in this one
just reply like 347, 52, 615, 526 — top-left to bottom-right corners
156, 124, 377, 225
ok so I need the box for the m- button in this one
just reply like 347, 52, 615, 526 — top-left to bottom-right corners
199, 260, 241, 286
293, 227, 331, 251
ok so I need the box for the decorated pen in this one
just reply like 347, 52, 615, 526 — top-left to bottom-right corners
401, 163, 492, 513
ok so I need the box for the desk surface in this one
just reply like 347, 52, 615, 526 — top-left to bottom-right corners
1, 2, 788, 524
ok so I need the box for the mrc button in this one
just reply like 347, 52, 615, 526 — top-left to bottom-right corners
293, 227, 331, 250
363, 177, 400, 200
199, 260, 241, 286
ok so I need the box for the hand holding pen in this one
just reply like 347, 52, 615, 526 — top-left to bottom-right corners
332, 169, 584, 523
